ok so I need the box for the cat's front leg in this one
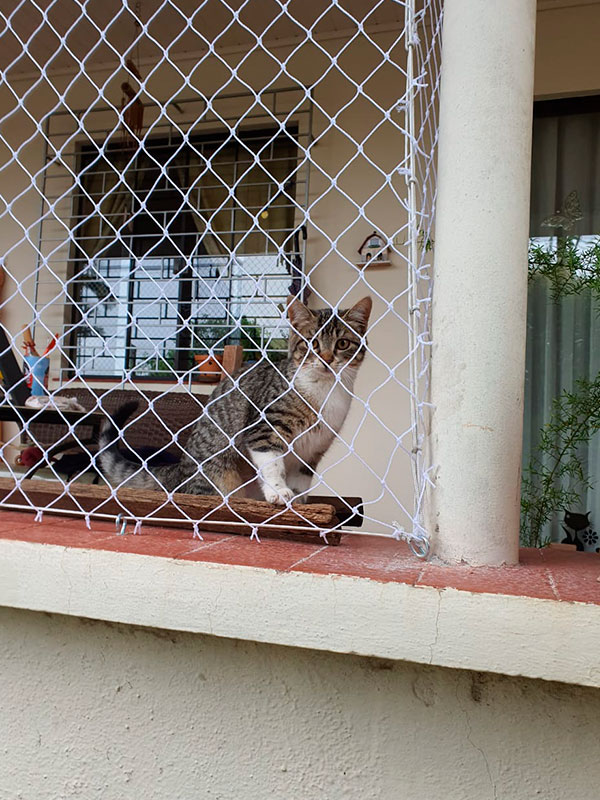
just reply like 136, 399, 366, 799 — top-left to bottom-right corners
249, 448, 294, 505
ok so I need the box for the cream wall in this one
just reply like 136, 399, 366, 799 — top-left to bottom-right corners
535, 1, 600, 97
2, 8, 600, 800
1, 3, 599, 521
1, 605, 599, 800
0, 28, 418, 532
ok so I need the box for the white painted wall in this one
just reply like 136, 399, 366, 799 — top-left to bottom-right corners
1, 605, 599, 800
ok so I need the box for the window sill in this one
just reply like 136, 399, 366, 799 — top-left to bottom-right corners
52, 377, 213, 391
0, 513, 599, 688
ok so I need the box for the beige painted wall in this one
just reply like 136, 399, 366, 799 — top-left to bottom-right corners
1, 605, 599, 800
0, 3, 598, 516
0, 28, 418, 533
535, 2, 600, 97
2, 8, 600, 800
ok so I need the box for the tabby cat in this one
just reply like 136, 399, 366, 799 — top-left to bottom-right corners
99, 295, 372, 505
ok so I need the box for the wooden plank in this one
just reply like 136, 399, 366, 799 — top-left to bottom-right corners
0, 478, 342, 544
309, 495, 363, 528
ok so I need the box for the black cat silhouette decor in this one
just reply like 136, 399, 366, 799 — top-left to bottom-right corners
562, 511, 599, 552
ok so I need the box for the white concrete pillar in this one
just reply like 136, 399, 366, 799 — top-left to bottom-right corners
427, 0, 537, 565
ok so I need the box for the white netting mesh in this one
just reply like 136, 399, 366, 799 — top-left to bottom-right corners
0, 0, 441, 556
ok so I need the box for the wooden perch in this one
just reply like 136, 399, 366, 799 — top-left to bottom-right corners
0, 478, 343, 544
310, 495, 363, 528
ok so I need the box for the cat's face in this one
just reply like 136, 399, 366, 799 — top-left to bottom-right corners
287, 296, 372, 378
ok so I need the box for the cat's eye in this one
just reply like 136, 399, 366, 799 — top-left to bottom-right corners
336, 338, 350, 350
311, 340, 320, 352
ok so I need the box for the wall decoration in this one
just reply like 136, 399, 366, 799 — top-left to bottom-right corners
357, 231, 390, 267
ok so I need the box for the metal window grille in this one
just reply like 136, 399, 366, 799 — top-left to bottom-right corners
0, 0, 441, 556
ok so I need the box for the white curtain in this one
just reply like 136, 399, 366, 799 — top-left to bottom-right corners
523, 278, 600, 541
524, 102, 600, 541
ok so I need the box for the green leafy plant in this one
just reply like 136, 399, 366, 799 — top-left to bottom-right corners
191, 317, 232, 351
521, 233, 600, 547
528, 235, 600, 301
192, 316, 288, 362
520, 376, 600, 547
143, 348, 178, 379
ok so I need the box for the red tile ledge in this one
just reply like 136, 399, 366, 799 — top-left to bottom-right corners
1, 515, 600, 689
0, 513, 598, 606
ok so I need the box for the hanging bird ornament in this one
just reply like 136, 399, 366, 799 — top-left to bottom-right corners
120, 58, 145, 147
120, 0, 145, 148
118, 3, 183, 147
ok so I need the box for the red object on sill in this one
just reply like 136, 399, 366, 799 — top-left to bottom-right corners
15, 446, 44, 468
0, 511, 598, 605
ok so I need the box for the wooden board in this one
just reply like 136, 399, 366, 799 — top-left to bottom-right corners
0, 478, 343, 544
309, 495, 363, 528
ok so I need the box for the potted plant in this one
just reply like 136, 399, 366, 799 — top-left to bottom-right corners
193, 352, 223, 382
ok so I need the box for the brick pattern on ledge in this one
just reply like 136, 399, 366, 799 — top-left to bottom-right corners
0, 511, 599, 605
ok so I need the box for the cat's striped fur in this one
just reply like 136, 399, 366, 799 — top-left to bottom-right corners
98, 295, 372, 504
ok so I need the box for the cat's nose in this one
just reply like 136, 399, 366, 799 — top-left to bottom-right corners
320, 351, 334, 364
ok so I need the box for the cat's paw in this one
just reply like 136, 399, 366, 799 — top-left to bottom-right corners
263, 485, 294, 505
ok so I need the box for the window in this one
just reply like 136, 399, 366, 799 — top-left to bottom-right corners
525, 95, 600, 541
67, 130, 299, 378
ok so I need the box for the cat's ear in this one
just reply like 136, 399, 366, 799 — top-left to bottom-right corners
287, 295, 314, 331
342, 296, 372, 333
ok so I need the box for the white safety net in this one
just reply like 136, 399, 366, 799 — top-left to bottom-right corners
0, 0, 441, 556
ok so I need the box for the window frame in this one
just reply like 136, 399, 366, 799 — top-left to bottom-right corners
66, 127, 301, 381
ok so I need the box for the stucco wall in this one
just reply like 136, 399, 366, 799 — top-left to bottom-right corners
1, 605, 599, 800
